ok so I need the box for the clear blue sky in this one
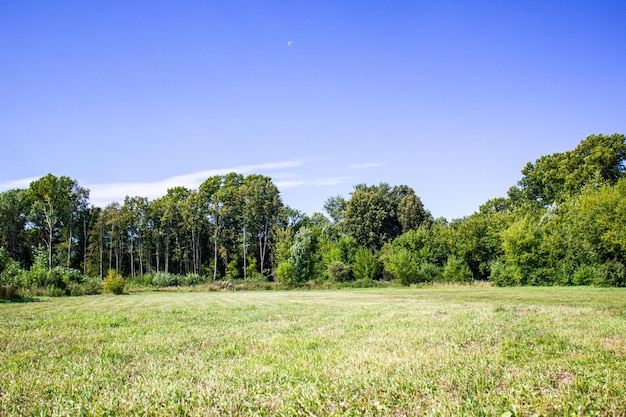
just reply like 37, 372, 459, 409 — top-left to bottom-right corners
1, 1, 625, 220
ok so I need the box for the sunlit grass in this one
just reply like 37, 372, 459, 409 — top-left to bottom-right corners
1, 287, 625, 416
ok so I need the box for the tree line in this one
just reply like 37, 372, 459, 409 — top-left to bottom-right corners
0, 133, 625, 297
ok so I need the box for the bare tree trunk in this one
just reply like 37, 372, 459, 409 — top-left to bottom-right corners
213, 229, 219, 281
129, 239, 135, 277
99, 223, 104, 278
83, 217, 88, 274
164, 232, 169, 273
243, 225, 247, 280
67, 226, 72, 268
156, 233, 161, 272
138, 236, 144, 276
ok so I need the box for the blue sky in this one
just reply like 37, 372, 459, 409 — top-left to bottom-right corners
1, 1, 625, 220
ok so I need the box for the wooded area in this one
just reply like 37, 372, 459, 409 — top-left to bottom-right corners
1, 133, 625, 296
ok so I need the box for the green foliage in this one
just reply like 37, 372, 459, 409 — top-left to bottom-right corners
0, 247, 22, 286
509, 133, 626, 208
499, 216, 546, 285
572, 266, 595, 286
343, 183, 428, 250
152, 272, 178, 287
352, 247, 382, 281
448, 212, 505, 280
443, 255, 473, 283
178, 273, 202, 286
327, 261, 352, 282
397, 189, 430, 232
393, 228, 448, 266
288, 227, 318, 282
594, 261, 626, 287
490, 261, 522, 287
385, 247, 420, 285
276, 261, 294, 285
415, 262, 443, 283
66, 276, 102, 296
323, 195, 347, 224
102, 270, 126, 294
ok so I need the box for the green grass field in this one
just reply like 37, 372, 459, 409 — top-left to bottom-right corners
1, 287, 625, 416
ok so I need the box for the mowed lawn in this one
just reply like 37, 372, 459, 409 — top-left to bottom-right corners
1, 287, 625, 416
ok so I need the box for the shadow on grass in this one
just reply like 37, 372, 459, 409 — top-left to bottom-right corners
1, 295, 42, 303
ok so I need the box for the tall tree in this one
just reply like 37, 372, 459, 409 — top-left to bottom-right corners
509, 134, 626, 208
323, 195, 347, 224
200, 173, 244, 280
27, 174, 88, 271
0, 189, 30, 264
397, 188, 430, 232
242, 175, 282, 275
343, 183, 422, 250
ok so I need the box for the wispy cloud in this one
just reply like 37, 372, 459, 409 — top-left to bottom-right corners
0, 177, 39, 190
87, 160, 305, 207
0, 160, 356, 208
347, 162, 384, 169
275, 176, 355, 189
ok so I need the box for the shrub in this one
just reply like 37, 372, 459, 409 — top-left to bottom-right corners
490, 260, 522, 287
353, 248, 381, 281
0, 285, 16, 300
442, 256, 472, 283
594, 261, 626, 287
22, 266, 48, 288
328, 261, 352, 282
103, 270, 126, 294
572, 265, 595, 286
276, 262, 294, 285
66, 276, 103, 296
244, 273, 269, 283
50, 266, 83, 289
385, 248, 419, 285
179, 273, 202, 286
0, 254, 22, 287
152, 272, 178, 287
415, 263, 443, 283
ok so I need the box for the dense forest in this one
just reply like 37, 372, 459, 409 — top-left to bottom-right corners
1, 134, 625, 297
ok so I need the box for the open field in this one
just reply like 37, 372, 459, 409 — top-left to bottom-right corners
1, 287, 625, 416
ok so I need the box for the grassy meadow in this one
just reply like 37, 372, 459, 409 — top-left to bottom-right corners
1, 287, 625, 416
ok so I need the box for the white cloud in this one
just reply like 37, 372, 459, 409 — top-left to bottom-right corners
0, 177, 39, 191
86, 160, 305, 207
0, 160, 356, 208
347, 162, 384, 169
276, 176, 355, 189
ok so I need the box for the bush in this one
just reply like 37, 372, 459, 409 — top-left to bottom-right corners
152, 272, 178, 287
179, 273, 202, 286
0, 285, 17, 300
276, 262, 294, 285
22, 266, 48, 288
244, 273, 269, 284
67, 276, 103, 296
490, 261, 522, 287
103, 270, 126, 294
594, 261, 626, 287
572, 265, 595, 286
385, 248, 419, 285
128, 273, 153, 287
353, 248, 381, 281
328, 261, 352, 282
50, 266, 83, 289
442, 256, 473, 283
415, 263, 443, 283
